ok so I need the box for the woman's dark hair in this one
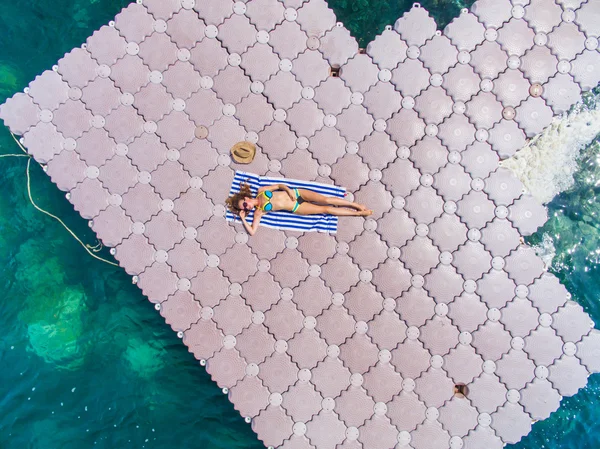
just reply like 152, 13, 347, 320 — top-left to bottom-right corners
225, 182, 253, 215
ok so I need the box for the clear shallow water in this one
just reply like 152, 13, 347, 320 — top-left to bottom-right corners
0, 1, 598, 448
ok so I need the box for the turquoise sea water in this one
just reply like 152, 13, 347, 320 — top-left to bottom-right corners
0, 1, 598, 448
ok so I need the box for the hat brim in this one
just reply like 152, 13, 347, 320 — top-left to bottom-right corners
231, 141, 256, 164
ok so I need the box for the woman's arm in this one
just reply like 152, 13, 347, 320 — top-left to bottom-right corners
258, 183, 289, 193
240, 210, 263, 236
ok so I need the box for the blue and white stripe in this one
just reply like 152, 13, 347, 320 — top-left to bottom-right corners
226, 171, 346, 234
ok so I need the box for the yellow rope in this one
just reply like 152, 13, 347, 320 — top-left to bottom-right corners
87, 241, 104, 252
7, 132, 119, 267
10, 132, 28, 154
0, 153, 29, 158
25, 158, 119, 266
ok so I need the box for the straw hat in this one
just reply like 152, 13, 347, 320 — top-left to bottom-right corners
231, 141, 256, 164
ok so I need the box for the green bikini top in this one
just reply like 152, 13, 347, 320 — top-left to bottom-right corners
258, 190, 273, 212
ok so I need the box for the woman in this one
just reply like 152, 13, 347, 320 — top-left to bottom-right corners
225, 182, 372, 236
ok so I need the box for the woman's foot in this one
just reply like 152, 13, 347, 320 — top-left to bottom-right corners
354, 203, 368, 211
358, 209, 373, 216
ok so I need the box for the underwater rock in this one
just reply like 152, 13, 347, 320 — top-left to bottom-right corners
15, 238, 66, 290
23, 285, 88, 370
123, 337, 166, 379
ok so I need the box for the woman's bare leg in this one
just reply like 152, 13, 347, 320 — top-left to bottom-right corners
327, 206, 372, 216
297, 189, 366, 211
295, 203, 372, 216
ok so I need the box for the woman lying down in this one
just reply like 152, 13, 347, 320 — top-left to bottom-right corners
225, 182, 372, 236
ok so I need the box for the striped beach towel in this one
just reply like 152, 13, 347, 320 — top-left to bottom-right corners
226, 171, 346, 234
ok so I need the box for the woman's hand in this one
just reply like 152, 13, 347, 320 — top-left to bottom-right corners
284, 186, 296, 201
239, 210, 246, 219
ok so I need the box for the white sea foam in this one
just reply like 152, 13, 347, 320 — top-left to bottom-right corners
532, 232, 556, 268
501, 92, 600, 205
